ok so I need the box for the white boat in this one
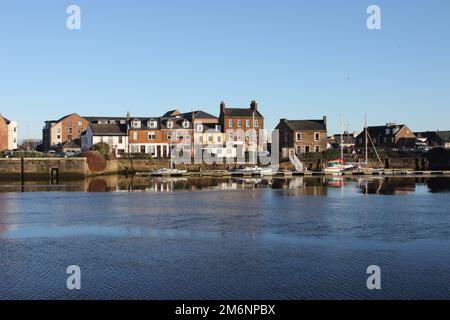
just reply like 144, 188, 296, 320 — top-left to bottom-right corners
152, 168, 188, 175
324, 159, 354, 175
230, 166, 275, 176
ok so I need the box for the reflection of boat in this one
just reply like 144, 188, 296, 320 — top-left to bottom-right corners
230, 166, 275, 176
326, 177, 345, 187
324, 159, 354, 175
152, 168, 188, 175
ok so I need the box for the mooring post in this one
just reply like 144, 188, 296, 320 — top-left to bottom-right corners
20, 157, 25, 185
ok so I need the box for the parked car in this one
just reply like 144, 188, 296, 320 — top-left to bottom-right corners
3, 150, 14, 158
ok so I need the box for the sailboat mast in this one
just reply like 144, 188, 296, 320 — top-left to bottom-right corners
365, 114, 368, 164
340, 115, 344, 161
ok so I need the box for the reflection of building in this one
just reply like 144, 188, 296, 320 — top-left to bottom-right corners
276, 117, 327, 159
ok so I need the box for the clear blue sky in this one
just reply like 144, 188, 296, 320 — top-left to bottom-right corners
1, 0, 449, 141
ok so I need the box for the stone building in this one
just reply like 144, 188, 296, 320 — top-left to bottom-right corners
275, 117, 328, 159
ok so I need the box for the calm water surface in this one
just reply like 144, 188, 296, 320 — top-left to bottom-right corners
1, 176, 450, 299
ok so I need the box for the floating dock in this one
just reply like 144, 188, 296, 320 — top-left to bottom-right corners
142, 170, 450, 178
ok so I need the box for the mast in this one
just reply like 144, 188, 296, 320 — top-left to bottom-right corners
340, 115, 343, 161
365, 114, 368, 164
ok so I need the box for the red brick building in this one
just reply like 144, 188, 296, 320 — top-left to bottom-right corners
0, 114, 8, 151
219, 100, 265, 154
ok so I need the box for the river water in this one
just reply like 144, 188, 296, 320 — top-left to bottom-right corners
1, 176, 450, 299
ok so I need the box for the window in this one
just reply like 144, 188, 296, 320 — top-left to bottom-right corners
133, 132, 138, 140
182, 120, 190, 128
147, 146, 156, 156
237, 120, 242, 128
315, 146, 320, 153
208, 136, 213, 143
57, 128, 61, 133
304, 146, 310, 153
148, 120, 158, 129
237, 131, 243, 140
246, 120, 251, 128
67, 128, 72, 134
118, 137, 123, 144
217, 136, 222, 143
296, 132, 302, 142
131, 145, 139, 153
148, 132, 156, 140
196, 124, 203, 132
57, 135, 61, 139
78, 121, 83, 127
68, 135, 73, 141
215, 125, 221, 131
228, 131, 233, 140
132, 120, 141, 129
167, 120, 173, 129
167, 132, 172, 140
228, 119, 233, 128
314, 132, 320, 141
296, 146, 301, 154
67, 121, 72, 126
254, 120, 259, 128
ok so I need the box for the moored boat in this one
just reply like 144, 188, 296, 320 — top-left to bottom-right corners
324, 159, 354, 175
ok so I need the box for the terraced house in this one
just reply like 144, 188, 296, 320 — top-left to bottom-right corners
219, 100, 265, 156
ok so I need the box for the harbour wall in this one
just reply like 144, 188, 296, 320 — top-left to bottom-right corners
0, 156, 435, 180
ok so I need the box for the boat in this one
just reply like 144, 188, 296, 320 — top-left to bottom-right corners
230, 166, 275, 176
324, 159, 354, 175
151, 168, 187, 175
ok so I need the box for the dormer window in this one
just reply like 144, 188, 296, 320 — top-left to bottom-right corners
196, 123, 203, 132
148, 119, 158, 129
132, 119, 141, 129
182, 119, 190, 129
167, 120, 174, 129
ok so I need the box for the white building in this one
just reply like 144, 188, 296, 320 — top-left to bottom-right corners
3, 117, 18, 150
81, 123, 128, 157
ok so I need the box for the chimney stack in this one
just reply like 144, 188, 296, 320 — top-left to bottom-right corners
323, 116, 327, 127
220, 101, 226, 113
250, 100, 258, 111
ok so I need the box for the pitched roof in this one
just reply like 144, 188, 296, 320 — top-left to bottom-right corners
279, 119, 326, 131
90, 124, 128, 136
222, 108, 263, 118
61, 140, 81, 148
2, 116, 10, 124
364, 125, 406, 137
191, 110, 218, 119
436, 131, 450, 142
162, 110, 181, 117
55, 113, 82, 123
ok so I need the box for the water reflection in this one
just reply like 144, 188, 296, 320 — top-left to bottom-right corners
1, 176, 450, 194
